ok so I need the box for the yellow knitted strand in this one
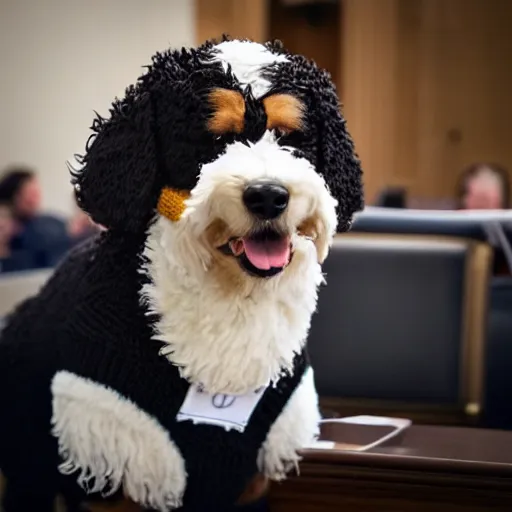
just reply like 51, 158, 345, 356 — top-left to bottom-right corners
157, 188, 191, 222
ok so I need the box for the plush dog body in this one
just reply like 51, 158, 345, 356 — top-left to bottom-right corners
0, 38, 362, 511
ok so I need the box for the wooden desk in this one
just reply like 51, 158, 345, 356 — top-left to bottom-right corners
269, 425, 512, 511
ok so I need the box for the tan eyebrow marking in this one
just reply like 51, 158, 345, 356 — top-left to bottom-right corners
263, 94, 304, 134
207, 88, 246, 135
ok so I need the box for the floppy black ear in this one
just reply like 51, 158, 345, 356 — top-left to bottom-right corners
314, 71, 364, 232
71, 42, 231, 232
71, 86, 161, 233
264, 47, 364, 232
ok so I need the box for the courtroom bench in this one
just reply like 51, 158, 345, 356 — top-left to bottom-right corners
269, 424, 512, 511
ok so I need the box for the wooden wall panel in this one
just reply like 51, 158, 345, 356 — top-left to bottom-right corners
414, 0, 512, 200
341, 0, 401, 203
342, 0, 512, 205
393, 0, 420, 183
269, 1, 340, 90
196, 0, 268, 43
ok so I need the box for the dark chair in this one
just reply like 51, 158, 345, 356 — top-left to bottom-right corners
309, 233, 492, 425
482, 276, 512, 429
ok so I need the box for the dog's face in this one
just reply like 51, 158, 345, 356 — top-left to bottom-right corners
72, 38, 363, 288
174, 131, 339, 288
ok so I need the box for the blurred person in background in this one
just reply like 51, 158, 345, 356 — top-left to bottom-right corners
457, 163, 510, 210
0, 166, 71, 268
0, 200, 32, 273
375, 186, 407, 208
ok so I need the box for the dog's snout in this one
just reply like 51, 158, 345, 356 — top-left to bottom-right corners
243, 180, 290, 220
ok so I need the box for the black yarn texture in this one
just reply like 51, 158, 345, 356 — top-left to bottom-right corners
0, 37, 363, 511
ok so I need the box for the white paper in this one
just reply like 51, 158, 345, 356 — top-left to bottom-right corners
317, 415, 412, 452
306, 440, 336, 449
176, 383, 267, 432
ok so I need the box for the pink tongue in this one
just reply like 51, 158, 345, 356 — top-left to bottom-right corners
242, 237, 291, 270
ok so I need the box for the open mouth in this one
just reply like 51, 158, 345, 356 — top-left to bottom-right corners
219, 228, 293, 278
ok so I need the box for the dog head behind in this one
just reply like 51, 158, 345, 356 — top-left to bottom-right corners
72, 38, 363, 393
73, 37, 362, 275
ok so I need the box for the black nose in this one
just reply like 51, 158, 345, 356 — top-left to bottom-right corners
243, 180, 290, 220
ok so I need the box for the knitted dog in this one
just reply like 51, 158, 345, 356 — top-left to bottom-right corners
0, 38, 363, 511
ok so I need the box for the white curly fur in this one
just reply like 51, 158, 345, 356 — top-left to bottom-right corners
258, 367, 321, 480
137, 40, 336, 486
212, 40, 289, 98
51, 371, 187, 511
141, 135, 337, 396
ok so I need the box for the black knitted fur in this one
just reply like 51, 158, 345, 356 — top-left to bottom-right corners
0, 37, 363, 511
71, 36, 363, 233
0, 233, 308, 511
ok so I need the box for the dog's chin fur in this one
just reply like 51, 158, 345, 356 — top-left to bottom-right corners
141, 135, 337, 395
142, 219, 324, 395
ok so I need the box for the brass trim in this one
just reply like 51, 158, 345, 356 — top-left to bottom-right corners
465, 402, 481, 417
459, 241, 492, 417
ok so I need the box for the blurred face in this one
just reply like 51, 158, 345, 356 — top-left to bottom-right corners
462, 171, 504, 210
15, 177, 42, 218
0, 205, 15, 243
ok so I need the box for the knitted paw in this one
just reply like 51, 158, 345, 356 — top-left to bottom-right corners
257, 367, 320, 481
51, 371, 187, 512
